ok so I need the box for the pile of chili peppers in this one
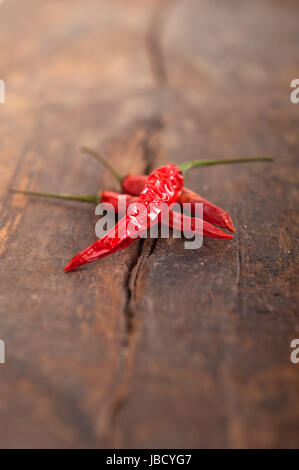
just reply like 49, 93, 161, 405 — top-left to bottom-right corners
13, 150, 272, 271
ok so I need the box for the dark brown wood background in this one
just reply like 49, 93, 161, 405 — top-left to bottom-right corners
0, 0, 298, 448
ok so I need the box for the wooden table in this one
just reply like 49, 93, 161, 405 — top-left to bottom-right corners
0, 0, 298, 448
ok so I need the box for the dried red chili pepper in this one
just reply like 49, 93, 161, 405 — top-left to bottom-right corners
12, 188, 232, 240
82, 148, 272, 232
168, 211, 232, 240
121, 177, 236, 232
64, 164, 184, 272
176, 187, 235, 232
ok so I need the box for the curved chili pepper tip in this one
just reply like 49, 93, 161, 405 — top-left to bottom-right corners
64, 263, 72, 272
224, 214, 235, 233
206, 229, 233, 240
64, 260, 79, 272
221, 232, 233, 240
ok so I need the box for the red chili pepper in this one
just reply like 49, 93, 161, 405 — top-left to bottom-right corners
87, 157, 235, 231
82, 149, 272, 233
64, 164, 184, 271
122, 176, 235, 232
167, 211, 232, 240
177, 187, 235, 232
12, 151, 273, 273
12, 188, 232, 240
121, 174, 148, 197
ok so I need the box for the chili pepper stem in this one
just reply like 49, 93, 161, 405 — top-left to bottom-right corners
178, 157, 274, 174
82, 146, 273, 178
11, 189, 101, 205
81, 147, 123, 183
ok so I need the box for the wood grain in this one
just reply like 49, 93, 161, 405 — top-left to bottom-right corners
0, 0, 298, 448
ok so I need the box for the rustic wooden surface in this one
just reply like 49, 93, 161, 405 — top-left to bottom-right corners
0, 0, 298, 449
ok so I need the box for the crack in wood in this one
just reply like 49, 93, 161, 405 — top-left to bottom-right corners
139, 116, 164, 174
97, 238, 158, 447
95, 0, 177, 445
146, 0, 178, 87
98, 121, 162, 445
123, 238, 145, 339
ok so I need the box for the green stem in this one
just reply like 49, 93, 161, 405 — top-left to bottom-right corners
82, 146, 274, 179
11, 189, 101, 205
178, 156, 274, 174
81, 147, 124, 183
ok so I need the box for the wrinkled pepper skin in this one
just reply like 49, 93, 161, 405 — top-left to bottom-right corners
177, 187, 235, 232
122, 174, 148, 195
64, 164, 184, 272
122, 174, 235, 232
104, 192, 232, 240
167, 211, 232, 240
121, 174, 148, 198
16, 187, 232, 242
100, 190, 137, 214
